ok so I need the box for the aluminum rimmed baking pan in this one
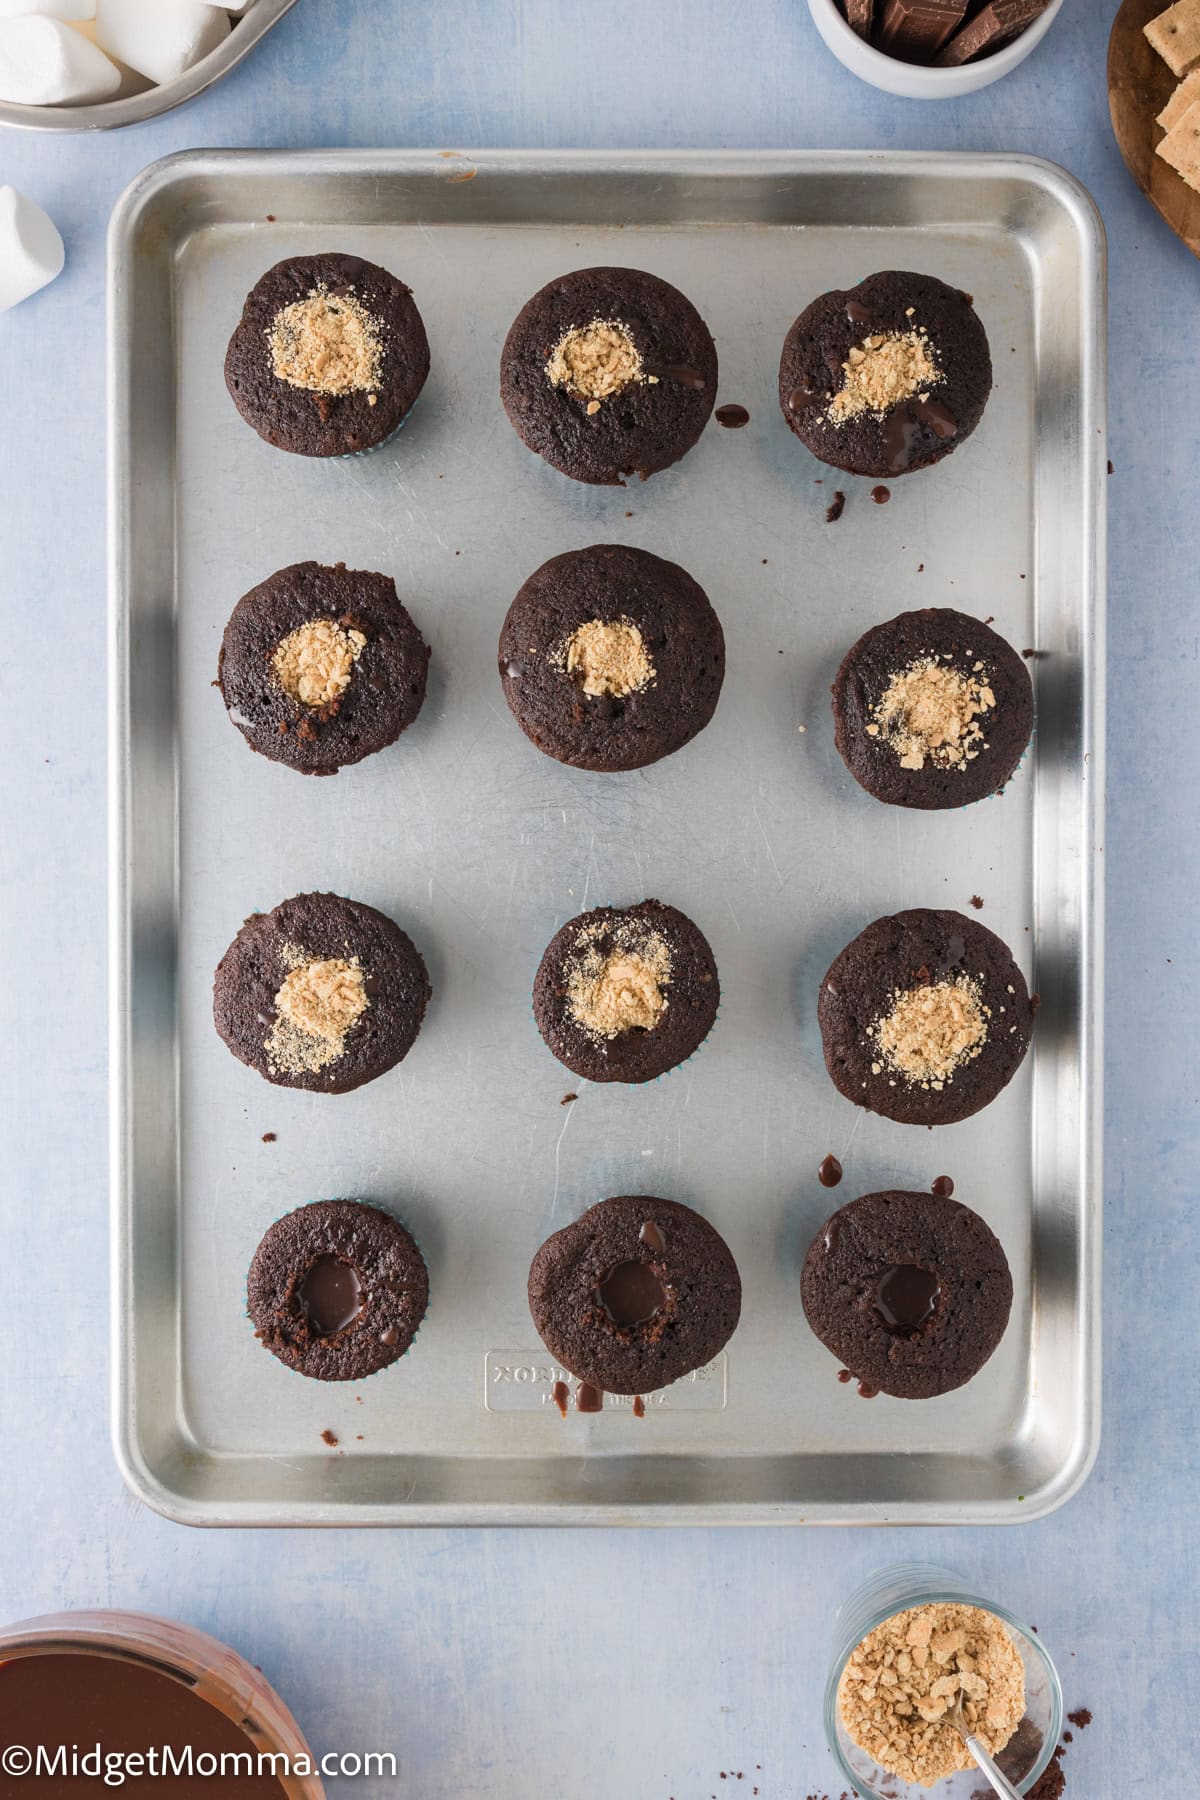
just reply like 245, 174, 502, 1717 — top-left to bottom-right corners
0, 0, 297, 134
109, 149, 1105, 1526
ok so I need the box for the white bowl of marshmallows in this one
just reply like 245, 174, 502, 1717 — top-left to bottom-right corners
0, 0, 294, 128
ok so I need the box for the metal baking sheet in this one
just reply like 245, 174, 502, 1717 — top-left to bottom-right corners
108, 150, 1105, 1526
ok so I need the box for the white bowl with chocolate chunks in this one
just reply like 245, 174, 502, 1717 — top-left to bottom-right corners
807, 0, 1064, 97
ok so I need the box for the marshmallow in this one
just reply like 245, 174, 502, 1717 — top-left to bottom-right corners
0, 0, 96, 18
0, 15, 119, 103
95, 0, 230, 85
0, 187, 65, 313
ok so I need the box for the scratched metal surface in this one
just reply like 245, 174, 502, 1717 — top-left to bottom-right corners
109, 149, 1102, 1525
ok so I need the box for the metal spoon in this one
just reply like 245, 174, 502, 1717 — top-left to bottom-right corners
945, 1695, 1023, 1799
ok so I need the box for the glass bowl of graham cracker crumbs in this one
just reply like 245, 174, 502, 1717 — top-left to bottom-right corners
824, 1564, 1062, 1796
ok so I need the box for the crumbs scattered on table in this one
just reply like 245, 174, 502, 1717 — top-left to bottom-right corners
1107, 460, 1114, 475
969, 894, 984, 909
1022, 647, 1049, 659
321, 1429, 338, 1447
261, 1131, 276, 1143
561, 1092, 577, 1106
917, 562, 925, 572
265, 213, 276, 222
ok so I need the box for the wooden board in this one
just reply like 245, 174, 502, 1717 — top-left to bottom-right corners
1109, 0, 1200, 259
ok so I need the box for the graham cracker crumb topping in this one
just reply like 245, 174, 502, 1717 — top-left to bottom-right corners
266, 286, 383, 397
837, 1602, 1025, 1788
871, 975, 988, 1090
565, 916, 672, 1045
272, 618, 367, 709
560, 617, 656, 699
867, 656, 995, 772
266, 942, 369, 1076
828, 329, 940, 424
546, 318, 644, 403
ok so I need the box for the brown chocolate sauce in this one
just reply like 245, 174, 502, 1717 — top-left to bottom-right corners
551, 1379, 569, 1418
788, 385, 823, 412
593, 1260, 667, 1328
845, 299, 875, 324
0, 1652, 290, 1798
818, 1153, 844, 1188
871, 484, 891, 504
913, 396, 957, 440
379, 1325, 400, 1347
632, 1395, 646, 1419
857, 1380, 880, 1399
575, 1381, 604, 1413
297, 1256, 361, 1336
715, 403, 750, 428
931, 1175, 955, 1198
875, 1263, 941, 1333
647, 361, 706, 391
825, 491, 846, 523
639, 1220, 666, 1255
837, 1368, 853, 1384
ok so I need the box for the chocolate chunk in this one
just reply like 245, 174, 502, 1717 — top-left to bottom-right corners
935, 0, 1049, 65
844, 0, 876, 37
877, 0, 967, 60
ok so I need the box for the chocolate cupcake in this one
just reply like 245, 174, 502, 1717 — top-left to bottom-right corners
527, 1195, 741, 1394
248, 1200, 429, 1381
831, 609, 1033, 809
779, 271, 991, 478
213, 892, 430, 1093
500, 266, 717, 485
217, 561, 430, 776
533, 899, 719, 1084
817, 909, 1034, 1126
224, 253, 430, 457
498, 544, 725, 773
801, 1189, 1013, 1398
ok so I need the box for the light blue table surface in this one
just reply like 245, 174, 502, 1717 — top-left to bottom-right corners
1, 2, 1195, 1794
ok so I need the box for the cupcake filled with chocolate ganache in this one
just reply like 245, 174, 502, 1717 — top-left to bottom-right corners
224, 253, 430, 457
533, 899, 719, 1084
528, 1195, 741, 1394
248, 1200, 429, 1381
801, 1188, 1012, 1399
213, 892, 430, 1093
499, 544, 725, 772
500, 267, 718, 484
817, 909, 1034, 1126
779, 271, 991, 478
831, 608, 1033, 808
218, 561, 430, 776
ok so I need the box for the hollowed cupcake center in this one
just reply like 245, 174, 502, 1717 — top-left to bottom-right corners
298, 1255, 363, 1336
562, 617, 655, 699
266, 945, 370, 1076
866, 655, 995, 772
592, 1259, 668, 1329
546, 318, 645, 406
265, 286, 383, 397
565, 920, 672, 1043
874, 1263, 941, 1334
827, 328, 940, 424
272, 618, 367, 709
871, 976, 988, 1090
